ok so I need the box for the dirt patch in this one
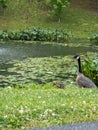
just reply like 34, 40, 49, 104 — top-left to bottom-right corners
71, 0, 98, 12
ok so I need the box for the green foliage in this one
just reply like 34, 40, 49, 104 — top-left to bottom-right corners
0, 28, 69, 42
82, 56, 98, 86
0, 0, 8, 8
0, 30, 8, 39
90, 33, 98, 44
46, 0, 70, 21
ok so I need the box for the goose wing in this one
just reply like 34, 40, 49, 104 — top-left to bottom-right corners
76, 74, 97, 88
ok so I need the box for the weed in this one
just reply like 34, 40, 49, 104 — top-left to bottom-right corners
90, 33, 98, 44
83, 56, 98, 86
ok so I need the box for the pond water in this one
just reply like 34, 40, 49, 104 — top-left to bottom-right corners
0, 41, 97, 63
0, 41, 97, 87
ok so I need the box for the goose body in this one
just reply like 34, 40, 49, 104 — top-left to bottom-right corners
74, 55, 97, 88
76, 73, 97, 88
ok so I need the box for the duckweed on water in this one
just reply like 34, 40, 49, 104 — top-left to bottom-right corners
0, 56, 76, 87
0, 52, 98, 87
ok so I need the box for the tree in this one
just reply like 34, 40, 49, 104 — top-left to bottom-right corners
0, 0, 8, 15
0, 0, 8, 8
46, 0, 70, 22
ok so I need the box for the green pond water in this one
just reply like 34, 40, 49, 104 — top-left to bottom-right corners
0, 41, 97, 87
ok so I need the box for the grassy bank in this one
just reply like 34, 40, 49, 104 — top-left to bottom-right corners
0, 1, 98, 38
0, 85, 98, 129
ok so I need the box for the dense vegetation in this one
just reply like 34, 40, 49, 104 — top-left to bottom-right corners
90, 33, 98, 44
0, 28, 69, 42
83, 56, 98, 86
0, 0, 8, 9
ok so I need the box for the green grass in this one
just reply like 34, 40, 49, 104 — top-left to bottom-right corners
0, 1, 98, 38
0, 85, 98, 129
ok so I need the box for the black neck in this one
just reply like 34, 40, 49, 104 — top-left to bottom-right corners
77, 57, 82, 73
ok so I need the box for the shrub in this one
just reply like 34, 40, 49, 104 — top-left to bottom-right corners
90, 33, 98, 44
0, 0, 8, 9
0, 30, 9, 40
0, 27, 69, 42
82, 56, 98, 87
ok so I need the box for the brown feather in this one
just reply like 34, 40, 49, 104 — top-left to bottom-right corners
52, 81, 66, 89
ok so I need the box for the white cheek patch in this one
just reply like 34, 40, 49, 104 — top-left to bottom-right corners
77, 56, 80, 60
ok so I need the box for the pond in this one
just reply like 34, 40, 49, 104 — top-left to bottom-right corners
0, 41, 97, 63
0, 41, 97, 87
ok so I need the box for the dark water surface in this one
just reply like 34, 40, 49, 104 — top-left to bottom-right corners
0, 42, 97, 63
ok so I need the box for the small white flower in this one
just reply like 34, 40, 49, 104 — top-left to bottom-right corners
93, 106, 97, 111
19, 109, 24, 114
52, 113, 56, 116
40, 114, 43, 117
71, 106, 74, 109
22, 92, 25, 95
38, 96, 41, 99
42, 101, 46, 104
48, 109, 52, 112
40, 114, 45, 118
4, 115, 8, 118
25, 106, 28, 109
33, 108, 37, 111
82, 101, 86, 105
61, 104, 65, 106
25, 117, 30, 121
21, 126, 25, 130
7, 86, 11, 89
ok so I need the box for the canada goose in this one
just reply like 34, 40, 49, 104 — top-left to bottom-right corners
52, 81, 66, 89
74, 55, 97, 88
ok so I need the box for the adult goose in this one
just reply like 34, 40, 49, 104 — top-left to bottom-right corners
74, 55, 97, 88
